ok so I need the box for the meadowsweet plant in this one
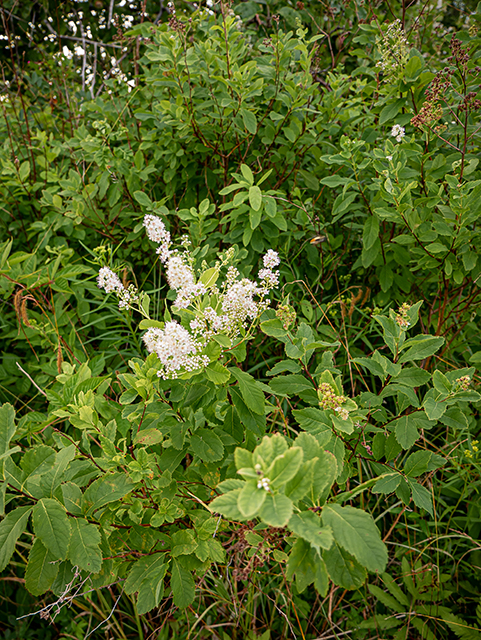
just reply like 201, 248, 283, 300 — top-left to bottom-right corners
97, 214, 280, 379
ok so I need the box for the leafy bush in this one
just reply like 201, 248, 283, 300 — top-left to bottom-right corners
1, 1, 481, 638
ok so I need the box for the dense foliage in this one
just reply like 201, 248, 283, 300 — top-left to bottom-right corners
1, 0, 481, 638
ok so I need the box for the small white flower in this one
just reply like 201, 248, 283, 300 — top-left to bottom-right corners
166, 255, 195, 291
97, 267, 123, 294
263, 249, 280, 269
391, 124, 405, 143
386, 155, 393, 161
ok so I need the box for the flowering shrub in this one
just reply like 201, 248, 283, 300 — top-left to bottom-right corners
97, 213, 280, 379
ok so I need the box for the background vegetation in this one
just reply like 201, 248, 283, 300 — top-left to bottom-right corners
1, 0, 481, 638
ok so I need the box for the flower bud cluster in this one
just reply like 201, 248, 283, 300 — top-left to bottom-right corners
465, 439, 479, 459
375, 19, 409, 80
255, 464, 271, 491
455, 375, 471, 391
318, 382, 346, 411
395, 303, 411, 329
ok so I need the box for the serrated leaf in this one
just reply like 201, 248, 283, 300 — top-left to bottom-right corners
25, 538, 59, 596
259, 493, 293, 527
288, 512, 333, 550
267, 447, 303, 488
82, 472, 134, 516
0, 403, 16, 459
407, 479, 434, 516
322, 504, 387, 573
0, 505, 32, 571
323, 542, 367, 589
68, 518, 102, 573
210, 489, 246, 520
33, 498, 71, 560
171, 559, 195, 608
238, 481, 267, 518
394, 414, 420, 449
372, 473, 402, 494
228, 368, 265, 415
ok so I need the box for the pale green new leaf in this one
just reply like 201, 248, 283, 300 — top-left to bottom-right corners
259, 493, 293, 527
238, 481, 267, 518
267, 447, 303, 487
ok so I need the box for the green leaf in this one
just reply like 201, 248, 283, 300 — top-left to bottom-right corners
238, 481, 267, 518
209, 489, 246, 520
267, 447, 304, 487
323, 542, 367, 589
322, 504, 387, 573
286, 538, 316, 593
249, 185, 262, 212
269, 375, 314, 396
133, 191, 153, 208
0, 505, 32, 571
68, 519, 102, 573
393, 414, 420, 449
404, 451, 445, 477
204, 362, 231, 385
190, 429, 224, 462
241, 109, 257, 135
288, 512, 333, 550
240, 164, 254, 185
407, 479, 434, 516
368, 583, 406, 613
259, 493, 293, 527
124, 555, 168, 595
25, 538, 59, 596
125, 555, 168, 614
363, 215, 379, 251
199, 267, 219, 288
0, 404, 16, 459
171, 559, 195, 608
423, 396, 446, 421
82, 472, 134, 516
171, 530, 198, 557
398, 336, 444, 364
33, 498, 71, 560
292, 408, 332, 447
372, 473, 402, 494
379, 98, 406, 125
228, 368, 265, 415
234, 447, 253, 470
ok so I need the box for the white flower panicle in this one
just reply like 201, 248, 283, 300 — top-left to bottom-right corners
144, 320, 209, 380
97, 267, 138, 311
98, 217, 282, 378
143, 214, 168, 243
391, 124, 405, 143
166, 254, 195, 291
97, 266, 123, 293
263, 250, 280, 269
143, 214, 171, 264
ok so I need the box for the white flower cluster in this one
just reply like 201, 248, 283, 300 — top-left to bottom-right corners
257, 477, 271, 491
97, 214, 281, 379
391, 124, 405, 143
142, 322, 209, 379
97, 266, 139, 310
